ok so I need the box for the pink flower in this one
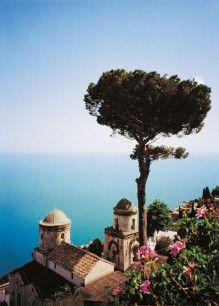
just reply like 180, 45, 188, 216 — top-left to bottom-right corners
140, 279, 150, 293
196, 205, 207, 219
183, 262, 197, 277
207, 198, 211, 203
133, 262, 143, 270
188, 262, 197, 269
183, 266, 192, 277
207, 203, 215, 211
112, 287, 122, 296
170, 241, 185, 257
137, 246, 158, 261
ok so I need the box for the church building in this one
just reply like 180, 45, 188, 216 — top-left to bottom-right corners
9, 199, 139, 305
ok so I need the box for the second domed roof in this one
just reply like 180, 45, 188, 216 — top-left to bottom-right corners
39, 209, 71, 226
114, 198, 137, 216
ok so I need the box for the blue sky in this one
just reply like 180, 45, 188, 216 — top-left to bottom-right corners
1, 0, 219, 153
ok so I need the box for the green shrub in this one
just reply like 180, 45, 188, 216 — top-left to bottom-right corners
147, 199, 172, 237
88, 238, 103, 257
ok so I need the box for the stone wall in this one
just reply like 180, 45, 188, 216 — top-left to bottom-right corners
39, 223, 71, 254
104, 230, 139, 271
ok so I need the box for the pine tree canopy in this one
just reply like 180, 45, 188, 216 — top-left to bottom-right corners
84, 69, 211, 144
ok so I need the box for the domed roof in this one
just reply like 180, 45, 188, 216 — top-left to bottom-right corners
114, 198, 137, 216
39, 209, 71, 226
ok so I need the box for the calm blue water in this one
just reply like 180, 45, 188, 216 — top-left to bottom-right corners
0, 153, 219, 276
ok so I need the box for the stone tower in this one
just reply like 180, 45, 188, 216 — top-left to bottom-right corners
39, 209, 71, 255
104, 198, 139, 271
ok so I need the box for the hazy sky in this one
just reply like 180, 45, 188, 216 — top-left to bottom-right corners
1, 0, 219, 154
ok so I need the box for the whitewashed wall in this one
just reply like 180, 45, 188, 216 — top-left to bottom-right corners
85, 260, 114, 285
47, 260, 84, 286
154, 230, 177, 241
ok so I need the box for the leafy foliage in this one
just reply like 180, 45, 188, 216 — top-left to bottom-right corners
177, 214, 219, 250
153, 247, 219, 305
147, 199, 172, 237
130, 144, 188, 161
212, 185, 219, 197
88, 238, 103, 257
85, 69, 211, 140
202, 186, 211, 199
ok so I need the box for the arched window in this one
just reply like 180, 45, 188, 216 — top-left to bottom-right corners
132, 246, 139, 262
61, 233, 65, 239
108, 240, 119, 264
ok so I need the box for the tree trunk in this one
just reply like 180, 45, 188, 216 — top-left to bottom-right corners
136, 144, 151, 246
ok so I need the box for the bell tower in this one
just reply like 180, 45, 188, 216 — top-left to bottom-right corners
39, 209, 71, 255
104, 198, 139, 271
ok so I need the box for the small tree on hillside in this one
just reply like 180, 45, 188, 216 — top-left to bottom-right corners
202, 186, 211, 199
178, 206, 183, 219
189, 202, 196, 218
88, 238, 103, 257
212, 186, 219, 197
84, 69, 211, 246
147, 199, 172, 237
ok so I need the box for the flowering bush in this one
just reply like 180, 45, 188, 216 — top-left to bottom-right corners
137, 245, 158, 261
115, 245, 160, 305
196, 205, 207, 219
169, 240, 185, 257
106, 201, 219, 305
177, 200, 219, 250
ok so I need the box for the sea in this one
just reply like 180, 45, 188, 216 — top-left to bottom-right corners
0, 152, 219, 277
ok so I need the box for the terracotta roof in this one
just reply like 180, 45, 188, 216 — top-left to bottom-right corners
80, 255, 168, 303
10, 261, 75, 298
48, 242, 113, 279
80, 270, 127, 302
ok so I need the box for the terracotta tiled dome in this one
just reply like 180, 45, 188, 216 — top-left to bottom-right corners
113, 198, 137, 216
40, 209, 71, 226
